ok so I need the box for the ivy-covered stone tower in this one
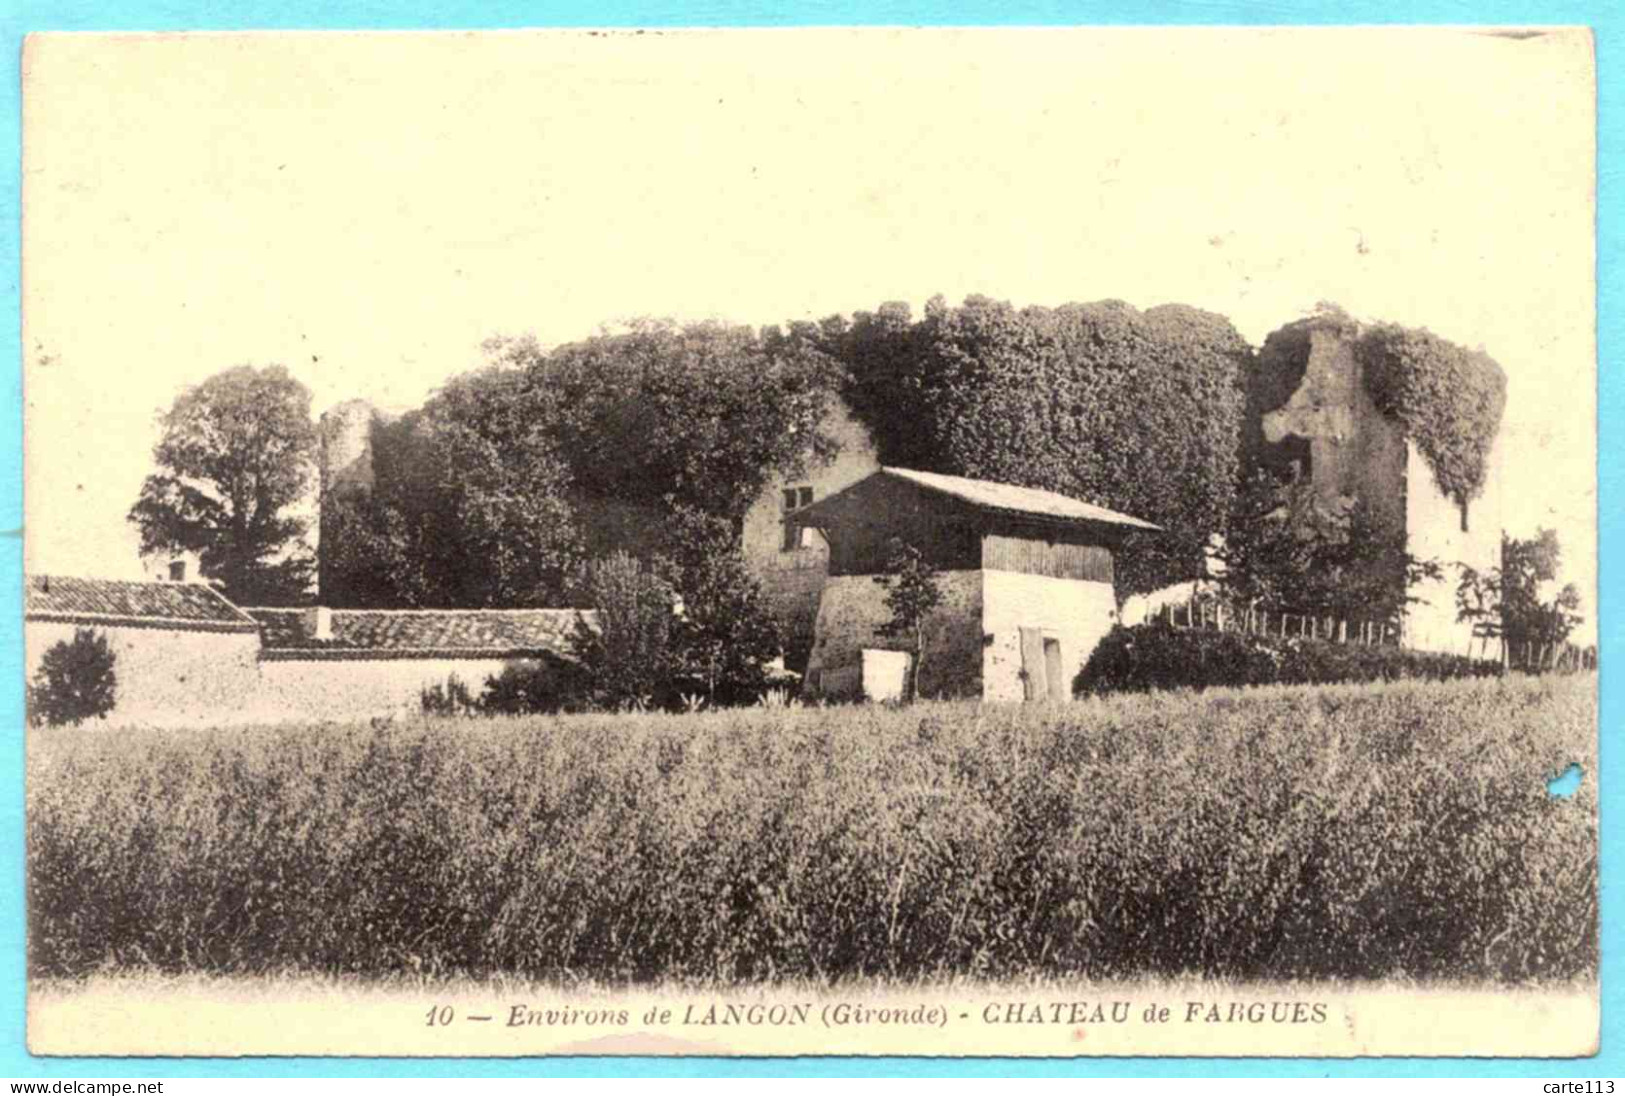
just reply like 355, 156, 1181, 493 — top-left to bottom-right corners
1249, 310, 1506, 654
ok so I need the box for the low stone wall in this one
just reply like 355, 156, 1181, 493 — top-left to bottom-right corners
25, 619, 563, 727
253, 656, 520, 722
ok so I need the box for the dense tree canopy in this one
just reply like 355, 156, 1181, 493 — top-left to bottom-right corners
823, 295, 1253, 598
493, 320, 845, 524
321, 367, 581, 608
128, 364, 317, 605
323, 320, 846, 609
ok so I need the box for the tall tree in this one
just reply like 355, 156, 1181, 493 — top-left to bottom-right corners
659, 504, 783, 705
873, 537, 944, 702
1457, 528, 1584, 667
322, 366, 582, 608
1215, 469, 1442, 625
128, 364, 316, 605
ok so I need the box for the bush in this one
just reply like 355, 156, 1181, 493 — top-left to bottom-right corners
1075, 620, 1502, 696
419, 674, 478, 717
569, 551, 680, 710
477, 657, 587, 716
27, 676, 1593, 985
27, 629, 118, 728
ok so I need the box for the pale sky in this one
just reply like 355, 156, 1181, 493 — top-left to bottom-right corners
21, 28, 1598, 634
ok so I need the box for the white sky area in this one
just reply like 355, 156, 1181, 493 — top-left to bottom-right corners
21, 28, 1598, 638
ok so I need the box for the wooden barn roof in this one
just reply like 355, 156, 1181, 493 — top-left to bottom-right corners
25, 575, 261, 633
246, 607, 594, 661
792, 467, 1161, 532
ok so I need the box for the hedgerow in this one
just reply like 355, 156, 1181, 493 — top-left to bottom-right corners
28, 677, 1593, 985
1074, 621, 1502, 696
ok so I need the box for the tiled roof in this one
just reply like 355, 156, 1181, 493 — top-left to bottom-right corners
246, 607, 594, 660
25, 575, 262, 632
877, 468, 1161, 530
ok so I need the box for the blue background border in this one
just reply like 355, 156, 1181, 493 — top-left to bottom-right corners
0, 0, 1614, 1079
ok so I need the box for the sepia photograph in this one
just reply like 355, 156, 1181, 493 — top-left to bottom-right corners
19, 26, 1599, 1058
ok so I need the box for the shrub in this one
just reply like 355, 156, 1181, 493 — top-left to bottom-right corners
478, 657, 587, 715
27, 629, 118, 728
419, 674, 478, 717
27, 676, 1593, 985
570, 551, 679, 710
1075, 620, 1502, 696
660, 505, 783, 706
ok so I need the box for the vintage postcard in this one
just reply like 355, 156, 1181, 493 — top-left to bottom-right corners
20, 27, 1597, 1058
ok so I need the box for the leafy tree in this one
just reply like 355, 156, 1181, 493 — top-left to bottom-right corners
660, 504, 782, 705
1216, 470, 1442, 625
28, 629, 117, 727
569, 551, 680, 710
1457, 528, 1584, 668
328, 322, 844, 608
491, 320, 846, 527
321, 367, 583, 608
823, 295, 1251, 600
128, 365, 317, 605
873, 537, 944, 702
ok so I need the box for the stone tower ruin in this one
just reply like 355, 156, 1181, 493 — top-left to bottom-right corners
1252, 318, 1503, 654
316, 399, 394, 603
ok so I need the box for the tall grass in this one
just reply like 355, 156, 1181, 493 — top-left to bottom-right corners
28, 676, 1595, 985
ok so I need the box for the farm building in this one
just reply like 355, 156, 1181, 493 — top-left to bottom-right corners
248, 605, 588, 721
25, 574, 593, 726
789, 467, 1159, 703
25, 575, 263, 726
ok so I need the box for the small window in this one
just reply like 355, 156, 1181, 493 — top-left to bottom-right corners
782, 485, 814, 551
168, 560, 186, 582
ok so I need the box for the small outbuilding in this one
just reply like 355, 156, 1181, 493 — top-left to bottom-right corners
788, 467, 1159, 703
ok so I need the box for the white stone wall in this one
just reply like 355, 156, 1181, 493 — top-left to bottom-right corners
980, 570, 1118, 703
254, 657, 521, 722
1405, 434, 1504, 655
25, 620, 553, 727
806, 570, 983, 700
740, 400, 881, 660
24, 621, 262, 728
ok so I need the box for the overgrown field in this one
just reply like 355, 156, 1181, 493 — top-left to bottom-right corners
28, 676, 1596, 985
